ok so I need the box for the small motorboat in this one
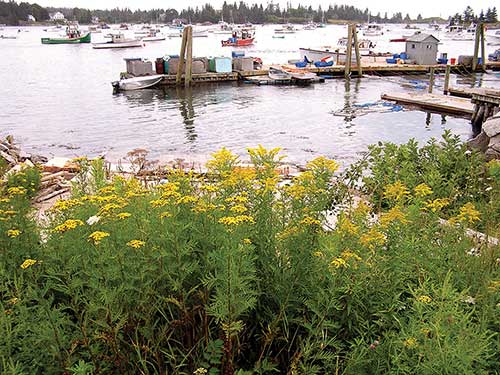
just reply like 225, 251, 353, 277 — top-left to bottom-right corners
93, 34, 143, 49
112, 74, 164, 91
42, 23, 90, 44
272, 35, 285, 39
142, 30, 165, 42
274, 24, 298, 34
0, 35, 17, 40
268, 67, 291, 80
363, 23, 384, 36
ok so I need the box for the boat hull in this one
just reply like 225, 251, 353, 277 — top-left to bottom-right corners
93, 40, 143, 49
222, 38, 254, 47
41, 32, 91, 44
112, 74, 164, 91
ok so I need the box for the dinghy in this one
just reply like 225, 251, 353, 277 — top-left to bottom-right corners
112, 74, 164, 91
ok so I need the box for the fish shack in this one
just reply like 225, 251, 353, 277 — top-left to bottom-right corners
405, 33, 439, 65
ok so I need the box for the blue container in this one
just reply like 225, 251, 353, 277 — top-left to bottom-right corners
437, 58, 448, 64
400, 52, 408, 60
232, 51, 245, 58
209, 57, 232, 73
393, 54, 400, 59
386, 58, 397, 64
314, 61, 334, 67
478, 57, 483, 65
295, 61, 308, 68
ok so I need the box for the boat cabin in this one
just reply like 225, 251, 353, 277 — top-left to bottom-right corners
405, 33, 439, 65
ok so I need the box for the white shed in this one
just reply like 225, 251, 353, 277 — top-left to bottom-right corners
405, 33, 440, 65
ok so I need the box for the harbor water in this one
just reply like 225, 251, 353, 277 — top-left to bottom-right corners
1, 24, 499, 166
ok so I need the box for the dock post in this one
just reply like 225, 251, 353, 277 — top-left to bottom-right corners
428, 67, 435, 94
443, 65, 451, 95
472, 23, 480, 71
480, 23, 486, 72
185, 26, 193, 88
344, 24, 353, 79
176, 27, 189, 85
352, 24, 362, 76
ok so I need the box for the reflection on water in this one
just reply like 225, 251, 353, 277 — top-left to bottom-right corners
175, 87, 197, 144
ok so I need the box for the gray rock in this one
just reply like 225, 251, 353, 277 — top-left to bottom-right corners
19, 150, 31, 161
0, 142, 9, 153
468, 131, 489, 152
483, 117, 500, 138
0, 150, 16, 165
485, 147, 500, 161
489, 134, 500, 153
29, 154, 48, 164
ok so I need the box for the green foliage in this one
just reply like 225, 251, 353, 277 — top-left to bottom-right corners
0, 143, 499, 374
5, 166, 41, 199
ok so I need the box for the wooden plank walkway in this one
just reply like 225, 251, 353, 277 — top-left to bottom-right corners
381, 92, 474, 116
244, 75, 325, 86
449, 87, 500, 99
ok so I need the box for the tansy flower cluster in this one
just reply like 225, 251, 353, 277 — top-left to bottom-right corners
53, 219, 84, 233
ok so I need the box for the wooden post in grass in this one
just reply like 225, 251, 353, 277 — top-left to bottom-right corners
428, 67, 435, 93
176, 27, 189, 85
185, 26, 193, 87
443, 65, 451, 95
352, 24, 362, 76
345, 24, 353, 79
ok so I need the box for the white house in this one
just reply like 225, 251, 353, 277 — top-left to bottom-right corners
27, 14, 36, 22
50, 12, 66, 21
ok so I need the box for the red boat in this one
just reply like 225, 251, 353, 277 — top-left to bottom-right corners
222, 29, 255, 47
222, 37, 254, 47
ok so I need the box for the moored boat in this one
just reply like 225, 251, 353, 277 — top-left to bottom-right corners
112, 74, 164, 91
142, 30, 165, 42
93, 34, 143, 49
222, 29, 254, 47
41, 24, 90, 44
362, 23, 384, 36
268, 66, 291, 80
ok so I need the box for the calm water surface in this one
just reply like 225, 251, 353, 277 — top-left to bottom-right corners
1, 24, 499, 166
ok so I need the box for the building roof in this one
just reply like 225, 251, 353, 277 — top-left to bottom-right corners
406, 33, 439, 43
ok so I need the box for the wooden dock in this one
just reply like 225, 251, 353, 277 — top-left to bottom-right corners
157, 62, 500, 87
381, 92, 474, 117
449, 87, 500, 99
244, 75, 325, 86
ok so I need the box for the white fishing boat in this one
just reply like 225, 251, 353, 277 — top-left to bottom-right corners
193, 30, 209, 38
142, 30, 165, 42
363, 23, 384, 36
300, 38, 376, 63
0, 35, 17, 39
303, 21, 317, 30
112, 74, 164, 91
93, 34, 143, 49
275, 24, 298, 34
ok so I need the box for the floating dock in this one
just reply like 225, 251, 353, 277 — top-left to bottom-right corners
449, 87, 500, 99
381, 92, 474, 117
157, 62, 500, 87
244, 75, 325, 86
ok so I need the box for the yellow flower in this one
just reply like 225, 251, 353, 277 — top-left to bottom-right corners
331, 257, 348, 269
20, 259, 37, 269
353, 201, 371, 217
341, 250, 362, 261
379, 207, 409, 228
383, 181, 410, 203
72, 156, 88, 163
206, 147, 240, 174
424, 198, 450, 213
243, 238, 252, 245
229, 204, 248, 214
218, 215, 255, 226
414, 183, 433, 198
2, 210, 17, 216
52, 219, 84, 233
313, 251, 324, 257
7, 229, 21, 238
8, 297, 19, 305
299, 216, 321, 226
117, 212, 132, 220
360, 228, 386, 250
337, 217, 359, 236
98, 202, 128, 216
52, 198, 83, 212
454, 202, 481, 224
160, 211, 172, 219
98, 185, 116, 195
416, 295, 432, 304
88, 231, 110, 245
7, 186, 26, 196
225, 196, 249, 204
0, 198, 10, 203
193, 368, 208, 375
176, 195, 198, 205
200, 184, 218, 193
150, 199, 168, 208
403, 337, 418, 349
306, 156, 339, 173
127, 239, 145, 249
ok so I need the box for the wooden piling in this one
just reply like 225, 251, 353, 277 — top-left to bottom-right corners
480, 23, 486, 72
176, 27, 189, 85
472, 23, 480, 71
428, 67, 435, 94
185, 26, 193, 88
345, 24, 353, 79
443, 65, 451, 95
352, 24, 362, 76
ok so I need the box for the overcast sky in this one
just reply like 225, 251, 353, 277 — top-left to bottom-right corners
34, 0, 495, 18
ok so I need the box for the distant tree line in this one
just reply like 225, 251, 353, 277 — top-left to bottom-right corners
0, 1, 48, 25
0, 0, 498, 26
449, 5, 498, 25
